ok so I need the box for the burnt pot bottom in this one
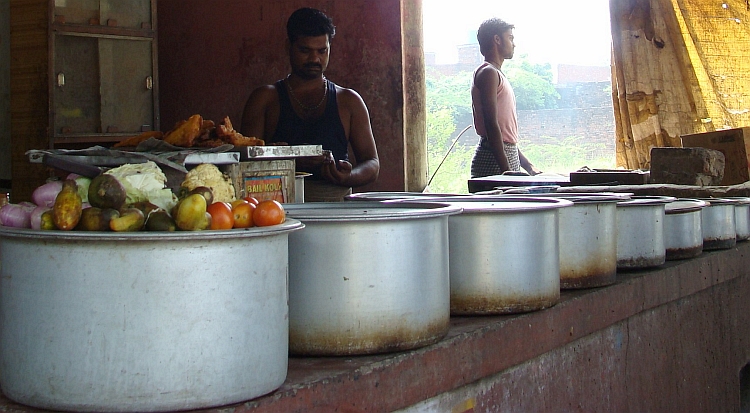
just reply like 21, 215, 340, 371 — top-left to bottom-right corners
703, 237, 736, 251
289, 318, 449, 357
561, 270, 617, 289
617, 255, 666, 270
450, 295, 558, 315
666, 245, 703, 260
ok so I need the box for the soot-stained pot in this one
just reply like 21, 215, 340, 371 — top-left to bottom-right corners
664, 199, 708, 260
526, 193, 628, 289
698, 198, 737, 250
284, 202, 461, 356
408, 195, 573, 315
616, 196, 675, 269
0, 222, 303, 412
724, 197, 750, 241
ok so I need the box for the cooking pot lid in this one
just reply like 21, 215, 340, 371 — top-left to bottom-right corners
284, 201, 462, 221
665, 199, 708, 214
617, 195, 676, 207
521, 192, 630, 204
394, 195, 574, 213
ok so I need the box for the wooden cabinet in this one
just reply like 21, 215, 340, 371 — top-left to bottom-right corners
10, 0, 158, 200
51, 0, 159, 146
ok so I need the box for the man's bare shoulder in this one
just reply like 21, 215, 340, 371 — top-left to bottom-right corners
333, 84, 366, 108
248, 84, 280, 104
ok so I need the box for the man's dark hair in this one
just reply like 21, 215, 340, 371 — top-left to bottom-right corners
477, 18, 514, 56
286, 7, 336, 44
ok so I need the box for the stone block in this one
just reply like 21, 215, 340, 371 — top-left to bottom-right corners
650, 147, 725, 186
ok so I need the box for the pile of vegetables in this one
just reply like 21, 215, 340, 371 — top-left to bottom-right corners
0, 162, 286, 232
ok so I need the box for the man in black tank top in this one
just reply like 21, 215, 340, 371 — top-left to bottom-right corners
240, 8, 380, 202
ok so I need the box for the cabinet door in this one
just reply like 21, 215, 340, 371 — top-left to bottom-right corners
98, 38, 154, 133
53, 35, 101, 135
53, 34, 154, 137
54, 0, 152, 29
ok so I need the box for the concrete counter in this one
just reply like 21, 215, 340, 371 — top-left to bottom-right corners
1, 243, 748, 412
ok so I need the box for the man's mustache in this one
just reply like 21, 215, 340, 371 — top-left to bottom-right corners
304, 64, 323, 70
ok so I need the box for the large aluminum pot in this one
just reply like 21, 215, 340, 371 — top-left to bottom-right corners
0, 221, 303, 412
699, 198, 737, 250
284, 202, 462, 356
616, 196, 675, 269
525, 193, 628, 289
410, 196, 572, 315
664, 199, 708, 260
725, 197, 750, 241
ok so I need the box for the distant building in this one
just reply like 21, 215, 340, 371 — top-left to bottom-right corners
557, 64, 611, 85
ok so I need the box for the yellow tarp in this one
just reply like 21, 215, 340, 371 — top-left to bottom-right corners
611, 0, 750, 169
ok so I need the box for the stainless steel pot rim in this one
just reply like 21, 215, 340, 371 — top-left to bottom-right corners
521, 192, 630, 204
617, 195, 676, 206
0, 218, 304, 241
493, 185, 561, 194
697, 197, 745, 206
712, 197, 750, 205
284, 201, 463, 221
391, 195, 574, 213
345, 191, 460, 201
665, 198, 709, 214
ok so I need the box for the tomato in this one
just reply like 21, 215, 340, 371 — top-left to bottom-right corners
206, 201, 234, 230
243, 195, 259, 206
253, 200, 286, 227
232, 201, 256, 228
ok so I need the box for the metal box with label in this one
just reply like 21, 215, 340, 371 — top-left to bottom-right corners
223, 160, 296, 203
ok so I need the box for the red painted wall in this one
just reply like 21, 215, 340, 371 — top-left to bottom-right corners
157, 0, 405, 191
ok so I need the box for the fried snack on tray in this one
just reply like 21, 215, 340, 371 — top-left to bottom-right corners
213, 116, 265, 147
114, 114, 264, 149
113, 130, 164, 148
163, 114, 203, 147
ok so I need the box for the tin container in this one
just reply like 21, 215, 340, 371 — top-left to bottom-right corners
616, 196, 675, 269
409, 196, 573, 315
285, 202, 462, 356
699, 198, 737, 250
526, 193, 627, 289
0, 222, 303, 412
664, 199, 707, 260
725, 197, 750, 241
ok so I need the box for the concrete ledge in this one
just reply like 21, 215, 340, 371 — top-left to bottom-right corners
1, 244, 748, 412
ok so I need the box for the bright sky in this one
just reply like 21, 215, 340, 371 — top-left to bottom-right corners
423, 0, 613, 67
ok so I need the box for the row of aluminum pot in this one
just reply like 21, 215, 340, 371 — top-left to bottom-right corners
0, 192, 748, 411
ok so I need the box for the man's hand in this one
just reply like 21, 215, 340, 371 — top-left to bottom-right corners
321, 159, 353, 186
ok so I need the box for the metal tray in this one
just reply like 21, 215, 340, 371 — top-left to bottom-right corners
237, 145, 323, 160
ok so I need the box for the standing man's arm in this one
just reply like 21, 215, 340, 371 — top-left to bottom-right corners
321, 88, 379, 187
518, 149, 542, 175
475, 66, 511, 172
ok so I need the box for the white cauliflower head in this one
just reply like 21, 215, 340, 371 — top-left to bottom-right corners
181, 163, 236, 203
105, 161, 178, 211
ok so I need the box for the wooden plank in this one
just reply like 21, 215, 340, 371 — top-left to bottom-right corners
10, 0, 51, 202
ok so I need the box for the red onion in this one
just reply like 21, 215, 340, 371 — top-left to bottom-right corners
0, 204, 33, 228
32, 181, 64, 207
30, 205, 52, 230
